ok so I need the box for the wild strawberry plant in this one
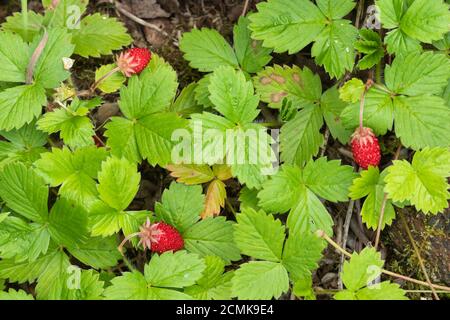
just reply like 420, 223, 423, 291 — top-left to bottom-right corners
0, 0, 449, 300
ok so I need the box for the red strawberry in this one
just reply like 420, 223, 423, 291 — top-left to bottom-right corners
117, 47, 152, 77
351, 127, 381, 169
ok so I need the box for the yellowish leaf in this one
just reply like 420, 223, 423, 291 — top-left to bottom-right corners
201, 179, 227, 219
166, 164, 214, 185
212, 164, 233, 181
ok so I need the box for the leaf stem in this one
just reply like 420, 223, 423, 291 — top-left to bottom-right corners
316, 230, 450, 292
26, 29, 49, 84
21, 0, 28, 40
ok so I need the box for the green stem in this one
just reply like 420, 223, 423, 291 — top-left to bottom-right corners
21, 0, 28, 40
375, 61, 382, 84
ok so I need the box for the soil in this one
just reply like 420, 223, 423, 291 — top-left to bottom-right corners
0, 0, 448, 299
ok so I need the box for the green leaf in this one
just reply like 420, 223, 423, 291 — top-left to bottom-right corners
375, 0, 405, 29
208, 66, 260, 124
384, 147, 450, 214
42, 0, 88, 28
97, 157, 140, 211
232, 261, 289, 300
0, 162, 48, 222
320, 86, 352, 144
292, 274, 315, 300
194, 74, 214, 108
165, 164, 215, 185
254, 65, 322, 109
354, 29, 385, 70
341, 87, 394, 135
238, 186, 261, 211
34, 146, 108, 205
154, 182, 204, 232
144, 251, 206, 288
48, 198, 89, 249
37, 103, 96, 149
303, 157, 356, 202
185, 256, 234, 300
71, 13, 132, 58
170, 83, 203, 116
341, 247, 383, 292
0, 288, 34, 300
311, 19, 358, 79
349, 167, 396, 230
0, 84, 47, 131
183, 217, 241, 264
68, 236, 121, 269
385, 52, 450, 96
95, 64, 126, 94
354, 282, 408, 300
180, 28, 238, 72
400, 0, 450, 43
234, 208, 285, 262
30, 28, 75, 89
103, 271, 148, 300
282, 232, 325, 281
233, 16, 272, 73
339, 78, 365, 103
384, 28, 422, 56
2, 11, 44, 42
0, 31, 29, 82
280, 105, 324, 166
66, 269, 105, 300
103, 117, 140, 163
393, 95, 450, 150
316, 0, 356, 19
34, 250, 71, 300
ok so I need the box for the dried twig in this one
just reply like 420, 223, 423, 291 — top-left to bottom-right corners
399, 212, 440, 300
241, 0, 251, 17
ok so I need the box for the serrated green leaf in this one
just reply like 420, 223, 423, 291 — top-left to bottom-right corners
349, 167, 396, 229
355, 29, 385, 69
72, 14, 132, 58
238, 186, 260, 211
0, 162, 48, 222
154, 182, 203, 233
339, 78, 365, 103
355, 282, 408, 300
170, 83, 203, 116
180, 28, 238, 72
234, 208, 285, 262
233, 16, 272, 74
0, 84, 47, 131
376, 0, 405, 29
384, 147, 450, 214
183, 217, 241, 264
393, 95, 450, 150
232, 261, 289, 300
208, 66, 259, 124
385, 52, 450, 96
166, 164, 215, 185
103, 271, 148, 300
68, 235, 121, 269
42, 0, 88, 28
34, 250, 71, 300
384, 28, 422, 56
320, 86, 351, 144
254, 65, 322, 109
2, 11, 44, 42
0, 31, 29, 82
280, 105, 324, 166
66, 269, 105, 300
144, 251, 205, 288
104, 117, 140, 163
194, 74, 214, 108
34, 146, 108, 205
95, 64, 126, 94
0, 288, 34, 300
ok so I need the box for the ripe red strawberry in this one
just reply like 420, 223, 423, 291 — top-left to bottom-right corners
351, 127, 381, 169
117, 47, 152, 77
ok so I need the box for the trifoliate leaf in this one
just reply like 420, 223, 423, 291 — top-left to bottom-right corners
385, 52, 450, 96
320, 86, 352, 144
0, 122, 47, 168
0, 31, 29, 82
48, 198, 89, 249
384, 147, 450, 214
282, 232, 325, 281
34, 146, 108, 205
68, 235, 121, 269
154, 182, 204, 233
201, 179, 226, 219
0, 289, 34, 300
349, 167, 396, 230
30, 28, 74, 89
0, 162, 48, 223
302, 157, 357, 202
234, 208, 285, 262
184, 256, 234, 300
166, 164, 214, 185
233, 16, 272, 74
231, 261, 289, 300
254, 65, 322, 109
339, 78, 365, 103
0, 84, 47, 131
144, 251, 206, 288
94, 64, 126, 94
393, 95, 450, 150
354, 29, 385, 70
280, 105, 324, 166
71, 13, 132, 58
183, 217, 241, 264
2, 11, 44, 42
180, 28, 239, 72
341, 247, 383, 292
208, 66, 259, 124
340, 87, 394, 135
